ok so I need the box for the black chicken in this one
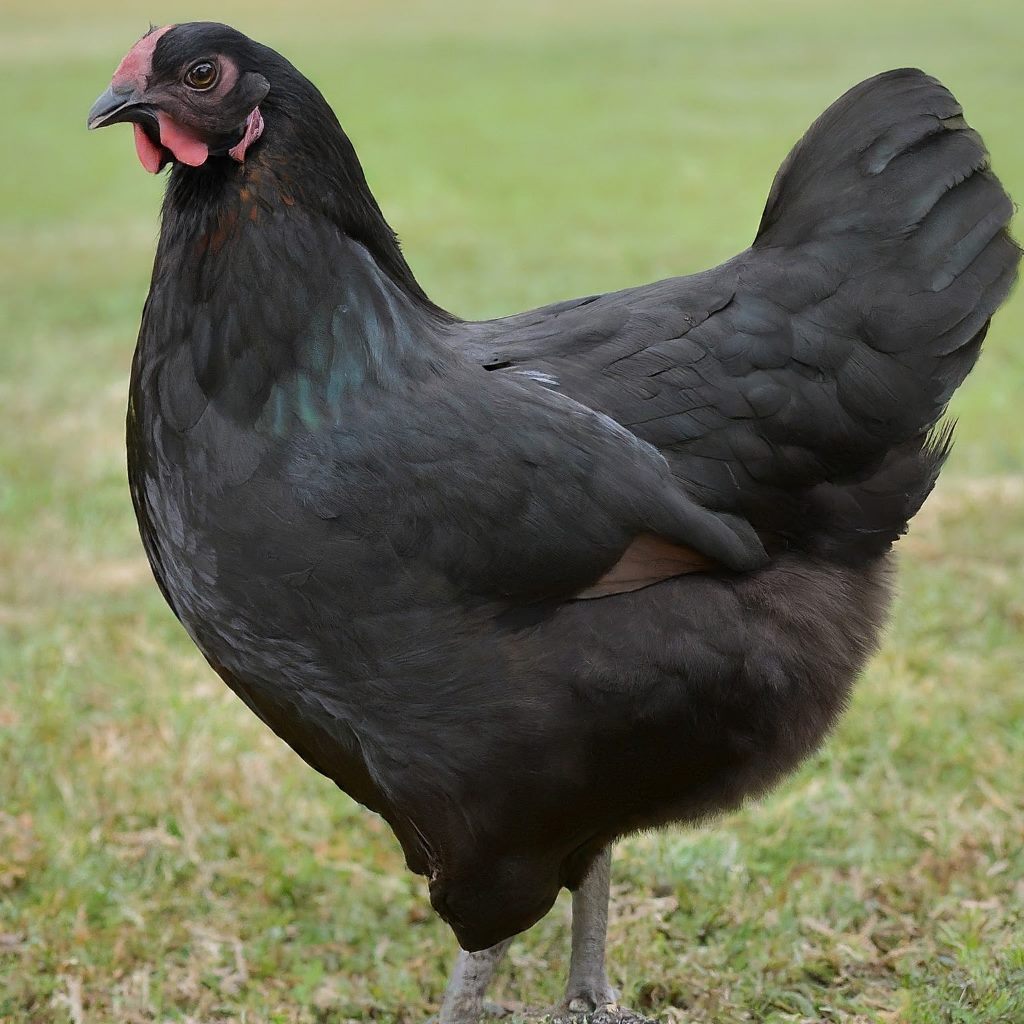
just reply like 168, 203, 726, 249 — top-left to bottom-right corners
88, 22, 1017, 1022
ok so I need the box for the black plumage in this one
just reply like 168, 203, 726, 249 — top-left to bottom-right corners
91, 22, 1017, 967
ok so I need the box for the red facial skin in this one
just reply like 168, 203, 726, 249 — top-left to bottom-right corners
110, 26, 263, 173
111, 25, 174, 92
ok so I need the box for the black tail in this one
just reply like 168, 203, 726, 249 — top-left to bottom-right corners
756, 68, 1018, 446
806, 427, 953, 563
750, 69, 1018, 561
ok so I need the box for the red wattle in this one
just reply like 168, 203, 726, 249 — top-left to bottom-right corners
157, 113, 209, 168
133, 123, 166, 174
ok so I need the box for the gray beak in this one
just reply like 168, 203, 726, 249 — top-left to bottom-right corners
87, 84, 145, 130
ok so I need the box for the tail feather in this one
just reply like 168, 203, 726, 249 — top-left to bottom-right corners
756, 70, 1018, 418
745, 68, 1015, 557
804, 427, 953, 564
757, 69, 994, 247
750, 69, 1018, 559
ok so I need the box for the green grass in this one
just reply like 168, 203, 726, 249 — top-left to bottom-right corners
1, 1, 1022, 1021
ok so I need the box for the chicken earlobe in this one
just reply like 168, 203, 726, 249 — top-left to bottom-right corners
573, 533, 716, 599
228, 107, 264, 162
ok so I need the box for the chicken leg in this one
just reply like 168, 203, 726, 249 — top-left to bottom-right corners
437, 937, 512, 1024
436, 846, 630, 1023
562, 846, 618, 1012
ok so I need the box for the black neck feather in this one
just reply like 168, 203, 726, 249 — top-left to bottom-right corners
161, 43, 450, 321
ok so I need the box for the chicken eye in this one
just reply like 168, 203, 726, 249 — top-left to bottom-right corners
184, 61, 219, 90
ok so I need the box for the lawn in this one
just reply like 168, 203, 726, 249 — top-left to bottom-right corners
1, 1, 1022, 1022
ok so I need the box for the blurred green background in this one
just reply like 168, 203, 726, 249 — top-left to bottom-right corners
1, 1, 1022, 1022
